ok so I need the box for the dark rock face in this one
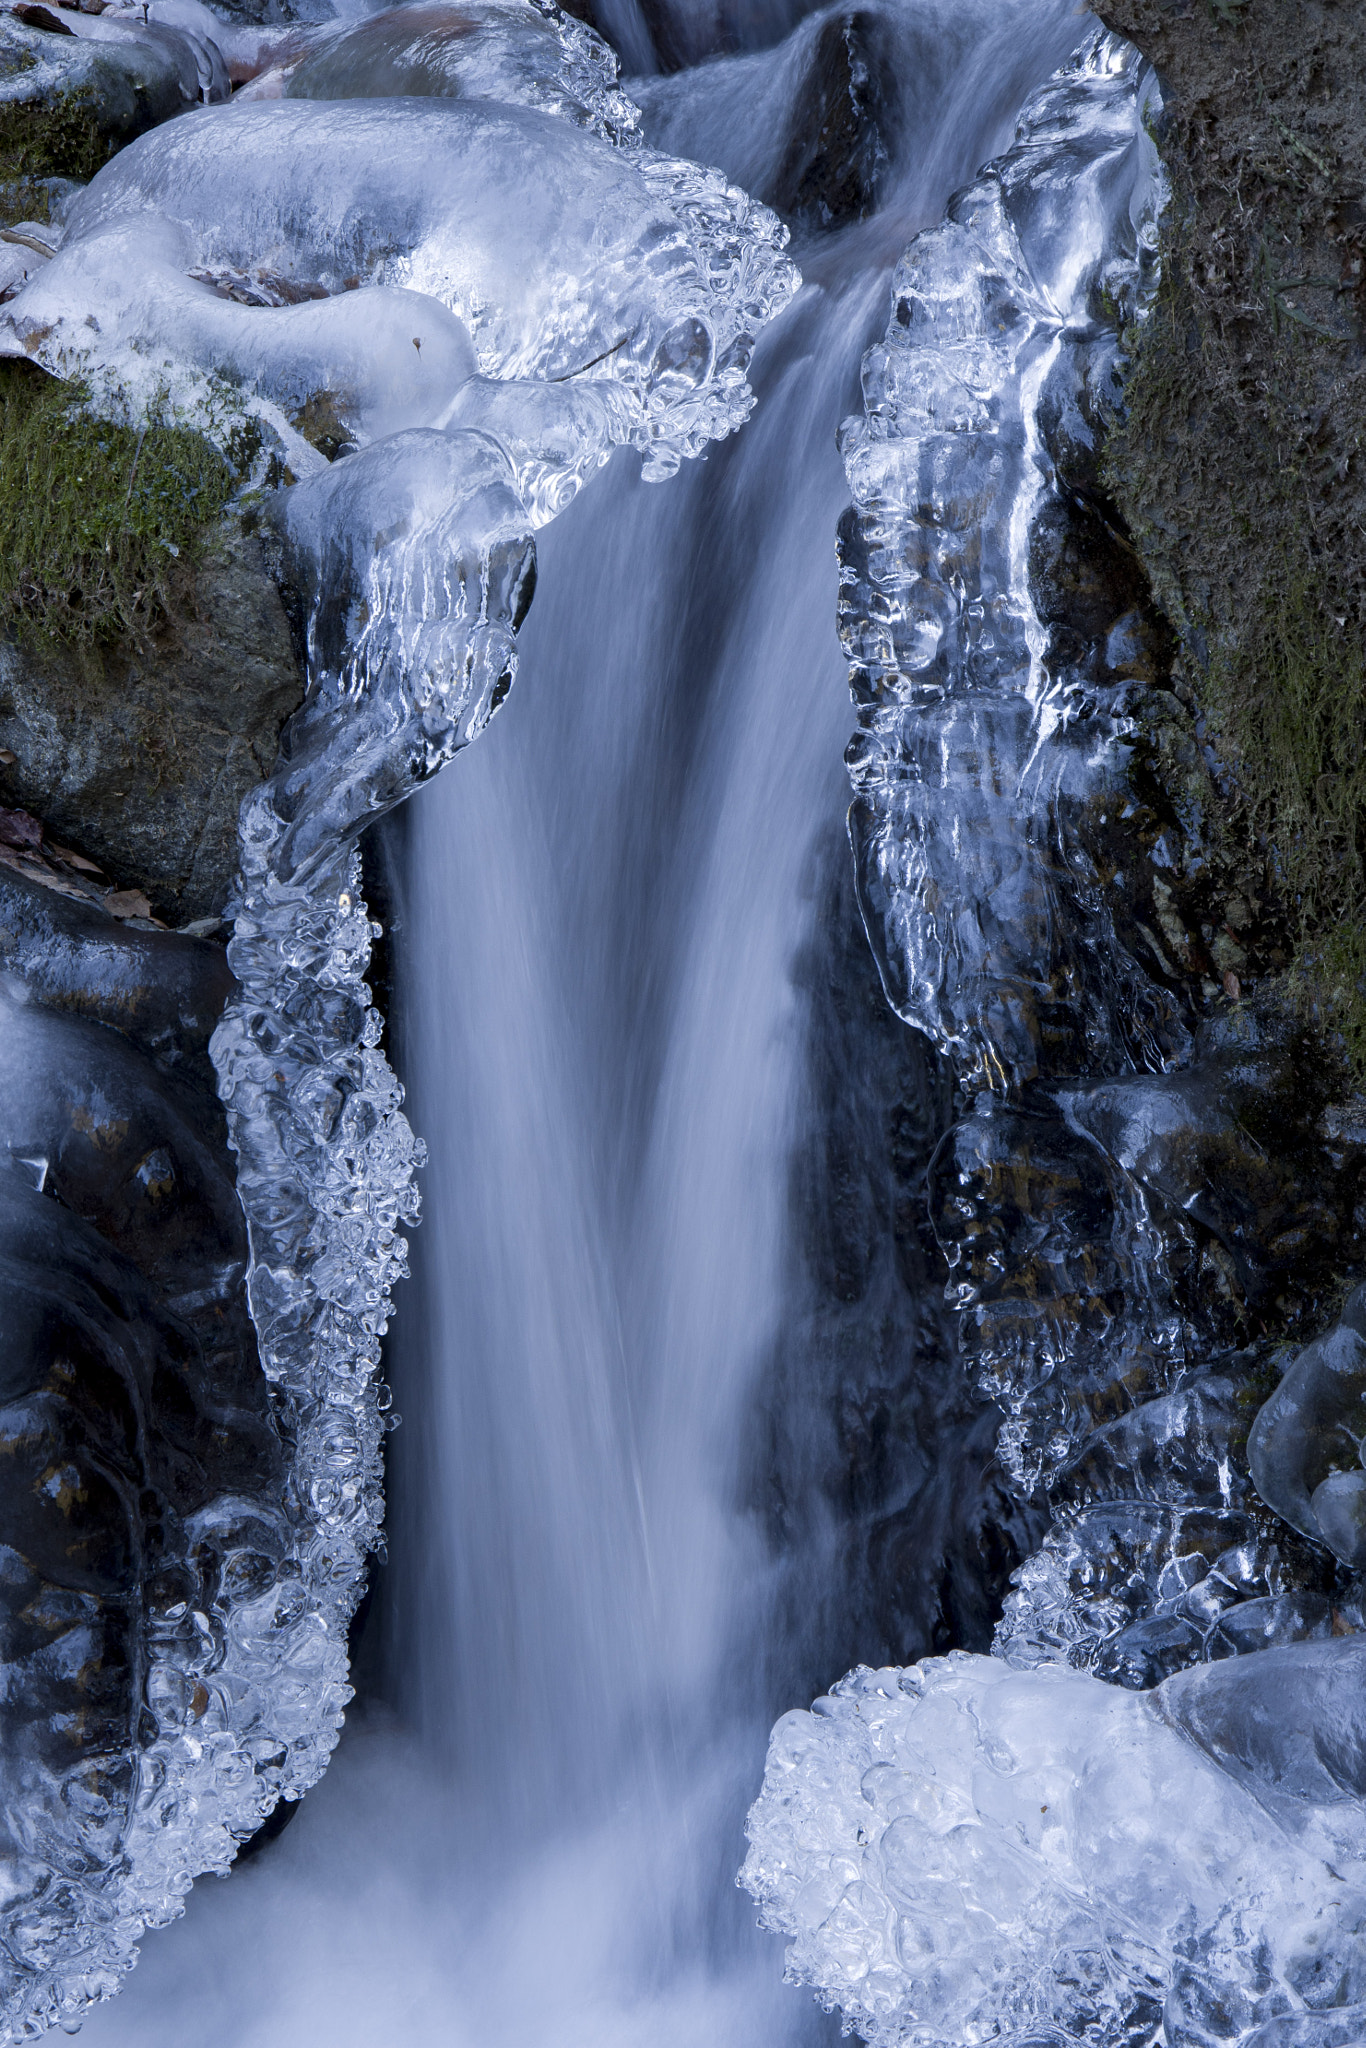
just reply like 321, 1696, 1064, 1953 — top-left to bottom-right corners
0, 514, 306, 925
748, 844, 1046, 1705
1095, 0, 1366, 1057
0, 869, 233, 1060
630, 3, 901, 237
0, 874, 284, 1966
763, 8, 891, 232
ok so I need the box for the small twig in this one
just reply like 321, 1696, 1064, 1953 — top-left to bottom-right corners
548, 337, 628, 383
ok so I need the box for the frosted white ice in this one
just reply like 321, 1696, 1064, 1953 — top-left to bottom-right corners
741, 1651, 1366, 2048
3, 96, 795, 480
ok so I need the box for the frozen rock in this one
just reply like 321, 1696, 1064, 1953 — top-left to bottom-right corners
0, 4, 226, 190
995, 1499, 1344, 1686
1249, 1287, 1366, 1569
741, 1648, 1366, 2048
4, 94, 795, 478
281, 0, 639, 146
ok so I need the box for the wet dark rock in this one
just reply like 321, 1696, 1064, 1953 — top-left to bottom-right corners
0, 884, 283, 1929
0, 867, 232, 1074
0, 512, 306, 925
630, 3, 898, 235
0, 1158, 280, 1892
1028, 486, 1171, 688
0, 984, 248, 1312
1249, 1286, 1366, 1569
763, 8, 890, 231
750, 842, 1046, 1697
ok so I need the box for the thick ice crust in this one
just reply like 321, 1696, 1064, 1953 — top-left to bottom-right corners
0, 10, 797, 2038
742, 1651, 1366, 2048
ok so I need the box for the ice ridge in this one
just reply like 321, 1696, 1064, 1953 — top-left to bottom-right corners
0, 9, 796, 2037
743, 30, 1366, 2048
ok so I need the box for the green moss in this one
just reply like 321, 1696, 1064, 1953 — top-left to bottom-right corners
0, 174, 54, 226
1205, 573, 1366, 921
0, 364, 233, 649
0, 90, 111, 184
1104, 223, 1366, 1077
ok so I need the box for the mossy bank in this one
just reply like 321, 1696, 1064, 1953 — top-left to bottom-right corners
0, 364, 304, 924
1097, 0, 1366, 1071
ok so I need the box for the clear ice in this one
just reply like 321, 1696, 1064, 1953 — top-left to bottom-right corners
743, 27, 1366, 2048
0, 6, 797, 2037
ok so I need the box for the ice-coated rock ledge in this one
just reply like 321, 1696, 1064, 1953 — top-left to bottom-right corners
0, 3, 797, 2036
744, 26, 1366, 2048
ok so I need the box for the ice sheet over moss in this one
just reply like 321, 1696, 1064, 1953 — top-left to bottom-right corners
3, 93, 794, 479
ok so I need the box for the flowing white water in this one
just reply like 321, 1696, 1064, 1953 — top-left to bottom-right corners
80, 7, 1084, 2040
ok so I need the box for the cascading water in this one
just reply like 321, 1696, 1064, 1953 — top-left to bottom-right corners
51, 3, 1091, 2040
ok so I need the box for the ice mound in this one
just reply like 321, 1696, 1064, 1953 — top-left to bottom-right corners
0, 7, 798, 2036
741, 1648, 1366, 2048
4, 94, 795, 479
272, 0, 640, 145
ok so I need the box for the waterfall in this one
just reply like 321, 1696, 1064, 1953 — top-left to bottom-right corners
66, 4, 1084, 2041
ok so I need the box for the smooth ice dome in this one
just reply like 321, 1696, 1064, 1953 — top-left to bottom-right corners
2, 95, 796, 479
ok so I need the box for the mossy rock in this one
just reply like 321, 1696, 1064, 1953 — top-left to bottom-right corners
0, 367, 305, 922
1098, 0, 1366, 1077
0, 359, 234, 647
0, 15, 199, 182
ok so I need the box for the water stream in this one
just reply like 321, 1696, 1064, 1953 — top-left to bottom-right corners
71, 6, 1092, 2040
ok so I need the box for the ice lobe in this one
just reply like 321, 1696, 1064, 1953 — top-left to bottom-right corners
7, 94, 794, 477
741, 1651, 1366, 2048
0, 8, 797, 2037
277, 0, 640, 146
838, 28, 1166, 1091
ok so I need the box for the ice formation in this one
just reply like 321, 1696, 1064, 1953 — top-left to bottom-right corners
7, 86, 790, 478
744, 27, 1366, 2047
742, 1652, 1366, 2048
247, 0, 640, 144
0, 6, 796, 2037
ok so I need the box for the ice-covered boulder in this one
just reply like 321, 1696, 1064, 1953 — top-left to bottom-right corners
742, 1649, 1366, 2048
273, 0, 639, 146
0, 4, 227, 187
3, 93, 794, 477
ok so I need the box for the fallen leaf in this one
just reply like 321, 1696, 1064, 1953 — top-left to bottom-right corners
103, 888, 155, 920
0, 807, 42, 850
48, 843, 104, 874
